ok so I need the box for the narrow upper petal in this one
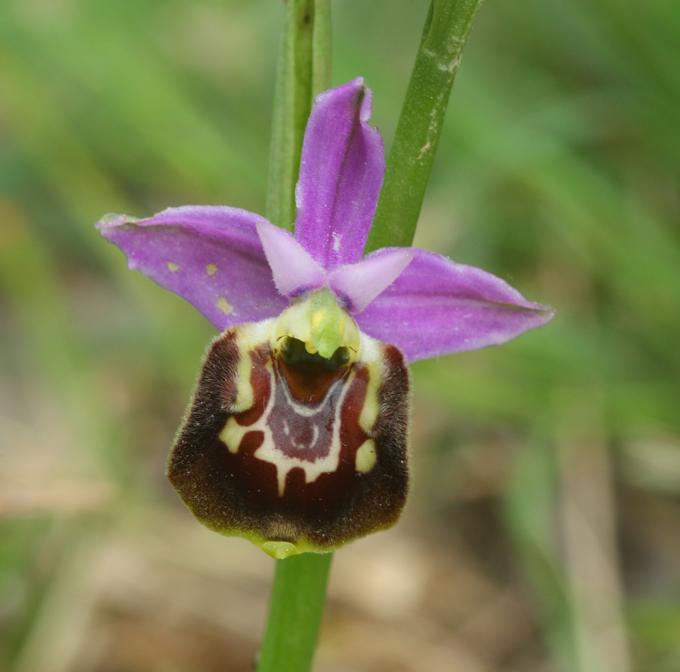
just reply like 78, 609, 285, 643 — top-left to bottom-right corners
256, 220, 326, 297
97, 206, 287, 331
294, 78, 385, 270
354, 249, 554, 362
329, 248, 414, 314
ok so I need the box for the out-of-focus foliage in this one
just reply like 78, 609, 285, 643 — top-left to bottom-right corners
1, 1, 679, 671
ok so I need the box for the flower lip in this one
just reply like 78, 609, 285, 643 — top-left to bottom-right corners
167, 317, 410, 555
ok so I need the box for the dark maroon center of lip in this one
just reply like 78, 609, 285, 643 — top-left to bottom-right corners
276, 337, 351, 405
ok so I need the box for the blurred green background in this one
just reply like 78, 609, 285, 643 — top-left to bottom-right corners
1, 1, 679, 671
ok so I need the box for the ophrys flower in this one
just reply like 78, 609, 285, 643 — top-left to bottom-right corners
98, 79, 552, 559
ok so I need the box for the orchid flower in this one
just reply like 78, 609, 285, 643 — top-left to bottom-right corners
98, 79, 552, 559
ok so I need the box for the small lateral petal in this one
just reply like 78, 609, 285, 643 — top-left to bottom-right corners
354, 249, 554, 362
97, 206, 287, 331
329, 248, 414, 313
295, 78, 385, 269
255, 220, 326, 297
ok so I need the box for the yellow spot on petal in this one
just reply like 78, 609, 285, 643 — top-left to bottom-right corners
206, 263, 217, 276
355, 439, 377, 473
216, 296, 233, 315
167, 261, 179, 272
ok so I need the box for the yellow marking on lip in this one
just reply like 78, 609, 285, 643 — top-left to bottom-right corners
219, 417, 248, 454
355, 439, 377, 473
216, 296, 233, 315
206, 263, 218, 276
359, 366, 380, 433
167, 261, 179, 272
228, 347, 255, 414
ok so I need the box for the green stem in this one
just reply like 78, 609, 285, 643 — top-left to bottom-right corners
312, 0, 332, 94
365, 0, 484, 252
258, 2, 483, 670
259, 3, 333, 672
257, 553, 333, 672
265, 0, 332, 230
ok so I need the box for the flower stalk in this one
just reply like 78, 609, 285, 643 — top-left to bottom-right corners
266, 0, 332, 230
259, 2, 485, 670
258, 2, 334, 671
257, 553, 333, 672
366, 0, 484, 253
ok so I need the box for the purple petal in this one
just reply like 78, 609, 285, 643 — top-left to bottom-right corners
294, 78, 385, 269
354, 249, 554, 362
329, 248, 414, 313
256, 220, 326, 297
97, 206, 287, 331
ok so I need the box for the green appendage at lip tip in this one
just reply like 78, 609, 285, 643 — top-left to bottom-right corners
262, 540, 331, 560
262, 541, 301, 560
201, 524, 336, 559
